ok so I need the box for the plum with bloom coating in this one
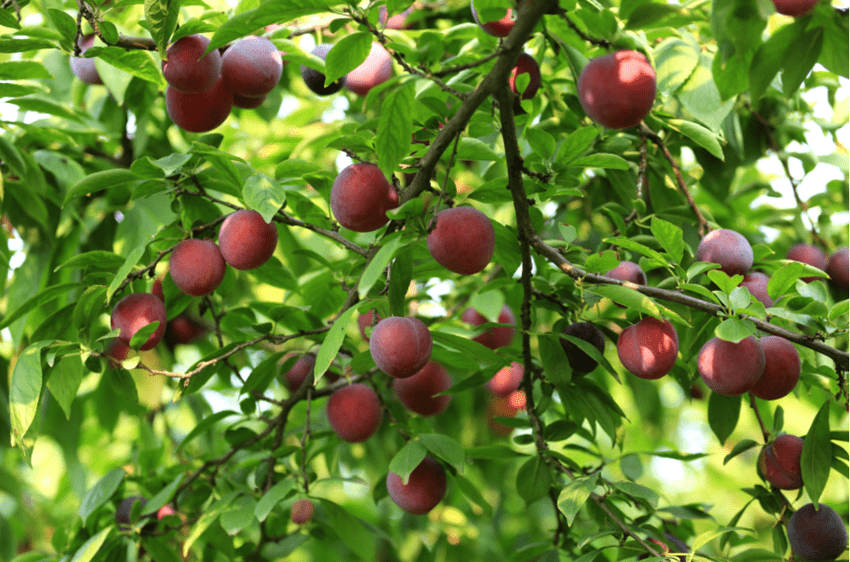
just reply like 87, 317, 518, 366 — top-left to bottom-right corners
326, 383, 382, 442
386, 456, 447, 514
787, 503, 848, 561
331, 163, 398, 232
162, 34, 221, 94
111, 293, 167, 350
617, 317, 679, 380
169, 239, 226, 296
578, 50, 656, 129
218, 209, 278, 270
427, 207, 495, 274
696, 229, 753, 276
394, 361, 452, 416
369, 316, 432, 378
697, 336, 765, 396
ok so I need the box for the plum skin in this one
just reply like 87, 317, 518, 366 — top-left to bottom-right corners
427, 207, 495, 275
578, 50, 656, 129
758, 434, 803, 490
772, 0, 820, 16
827, 247, 849, 291
357, 310, 382, 341
462, 305, 516, 349
470, 3, 514, 37
221, 36, 283, 98
696, 229, 753, 276
111, 293, 167, 351
488, 361, 523, 396
386, 456, 447, 515
70, 34, 103, 85
739, 272, 774, 308
169, 239, 227, 296
166, 77, 233, 133
326, 383, 383, 442
748, 336, 800, 400
291, 499, 314, 524
509, 53, 541, 100
162, 34, 222, 94
218, 209, 279, 270
330, 163, 399, 232
617, 317, 679, 380
301, 43, 346, 96
787, 503, 848, 561
345, 42, 393, 97
787, 243, 828, 283
369, 316, 432, 379
697, 336, 765, 396
393, 361, 452, 416
606, 260, 647, 285
283, 354, 315, 391
560, 322, 606, 374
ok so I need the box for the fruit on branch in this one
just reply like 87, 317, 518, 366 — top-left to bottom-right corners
427, 206, 495, 274
748, 336, 800, 400
739, 272, 774, 308
70, 34, 103, 85
330, 162, 399, 232
164, 315, 207, 346
221, 36, 283, 98
116, 496, 149, 530
758, 434, 804, 490
218, 209, 279, 270
771, 0, 821, 16
233, 93, 267, 109
462, 305, 516, 350
393, 361, 452, 416
560, 322, 606, 374
697, 336, 765, 396
300, 43, 346, 96
606, 260, 647, 285
787, 503, 848, 561
827, 247, 848, 291
111, 293, 167, 351
488, 393, 522, 435
787, 243, 828, 283
577, 50, 656, 129
345, 42, 393, 97
156, 505, 176, 520
696, 228, 753, 276
166, 77, 233, 133
471, 3, 514, 37
379, 5, 414, 29
386, 456, 447, 515
616, 317, 679, 380
509, 52, 541, 101
161, 34, 222, 94
326, 383, 383, 442
291, 499, 314, 524
106, 340, 131, 370
152, 276, 164, 302
169, 239, 227, 296
357, 310, 382, 341
487, 361, 524, 396
369, 316, 433, 378
283, 354, 316, 391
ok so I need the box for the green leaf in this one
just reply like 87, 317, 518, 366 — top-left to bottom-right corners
145, 0, 181, 58
377, 82, 414, 177
255, 480, 294, 522
650, 216, 685, 263
388, 249, 413, 317
589, 285, 662, 319
614, 481, 658, 508
0, 60, 52, 80
10, 341, 50, 455
714, 318, 756, 343
802, 402, 832, 508
128, 321, 161, 349
707, 392, 741, 445
557, 126, 598, 164
418, 433, 465, 474
385, 198, 424, 220
0, 136, 26, 179
176, 410, 241, 453
781, 25, 823, 97
314, 304, 359, 385
324, 32, 372, 86
63, 169, 141, 207
70, 527, 112, 562
465, 444, 528, 459
388, 440, 427, 485
319, 499, 376, 562
539, 332, 571, 385
767, 262, 807, 300
665, 118, 724, 160
79, 468, 125, 526
584, 250, 620, 273
516, 456, 551, 505
56, 251, 126, 272
183, 494, 237, 557
557, 473, 598, 525
655, 36, 700, 93
241, 351, 286, 395
454, 474, 492, 518
604, 236, 668, 267
220, 495, 257, 535
47, 355, 83, 419
243, 173, 285, 222
569, 153, 630, 170
358, 234, 406, 298
143, 474, 184, 516
723, 439, 759, 465
106, 242, 148, 303
749, 23, 797, 100
456, 138, 501, 161
206, 0, 330, 53
0, 38, 55, 53
88, 47, 167, 88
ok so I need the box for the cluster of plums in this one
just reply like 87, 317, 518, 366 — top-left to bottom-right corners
109, 209, 277, 352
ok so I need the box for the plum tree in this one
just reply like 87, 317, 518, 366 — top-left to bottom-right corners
772, 0, 821, 16
577, 50, 656, 129
748, 336, 801, 400
827, 247, 848, 291
509, 52, 541, 100
169, 239, 227, 296
462, 305, 516, 349
606, 260, 647, 286
697, 336, 765, 396
696, 229, 754, 276
787, 243, 828, 282
386, 456, 447, 515
739, 272, 774, 308
70, 34, 103, 85
330, 162, 399, 232
369, 316, 432, 378
487, 361, 523, 396
326, 383, 383, 442
345, 42, 393, 97
471, 3, 514, 37
111, 293, 167, 351
217, 209, 279, 270
300, 43, 346, 95
165, 77, 233, 133
393, 361, 452, 416
757, 434, 804, 490
787, 503, 848, 561
357, 310, 382, 341
161, 34, 221, 94
220, 36, 283, 98
427, 206, 495, 274
282, 354, 316, 391
290, 499, 314, 524
616, 317, 679, 380
116, 496, 149, 530
560, 322, 606, 374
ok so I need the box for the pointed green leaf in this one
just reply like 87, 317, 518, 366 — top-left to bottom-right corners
79, 468, 125, 526
557, 473, 599, 526
388, 440, 427, 485
377, 82, 414, 177
802, 402, 832, 508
